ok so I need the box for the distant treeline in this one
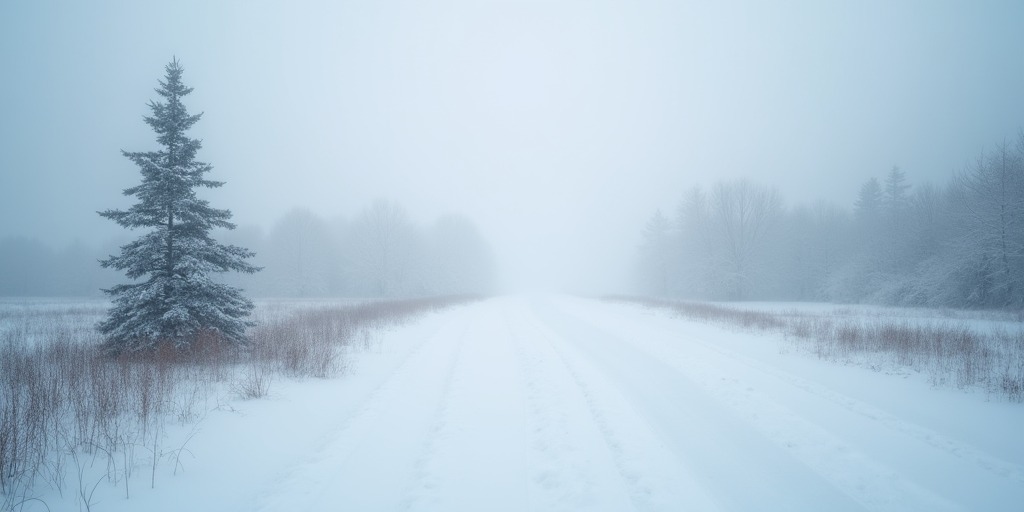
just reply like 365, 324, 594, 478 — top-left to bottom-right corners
0, 238, 115, 296
0, 200, 496, 298
635, 133, 1024, 309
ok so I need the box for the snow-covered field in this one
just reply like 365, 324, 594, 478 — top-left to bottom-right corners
0, 298, 375, 346
6, 295, 1024, 511
718, 300, 1024, 334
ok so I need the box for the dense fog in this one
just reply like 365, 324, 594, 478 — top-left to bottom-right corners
0, 201, 495, 297
634, 138, 1024, 307
2, 2, 1024, 299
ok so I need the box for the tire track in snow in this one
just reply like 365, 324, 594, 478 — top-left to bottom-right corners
506, 304, 625, 511
246, 307, 473, 512
509, 299, 721, 511
513, 306, 651, 511
399, 308, 478, 511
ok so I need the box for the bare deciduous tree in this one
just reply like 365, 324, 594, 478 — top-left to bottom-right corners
348, 200, 423, 297
708, 179, 782, 300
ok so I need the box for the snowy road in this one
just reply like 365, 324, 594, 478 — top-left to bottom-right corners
85, 295, 1022, 512
218, 295, 1023, 512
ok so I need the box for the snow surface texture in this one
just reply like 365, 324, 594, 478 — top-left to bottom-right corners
15, 296, 1024, 511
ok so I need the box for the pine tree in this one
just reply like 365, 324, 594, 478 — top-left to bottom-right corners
854, 177, 883, 223
98, 59, 260, 352
883, 166, 911, 219
881, 166, 912, 273
637, 209, 673, 296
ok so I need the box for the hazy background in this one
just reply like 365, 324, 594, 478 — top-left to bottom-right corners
2, 0, 1023, 293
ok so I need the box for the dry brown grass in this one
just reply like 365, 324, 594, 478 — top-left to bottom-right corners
606, 295, 1024, 402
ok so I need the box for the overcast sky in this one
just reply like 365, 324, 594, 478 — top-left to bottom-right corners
2, 1, 1023, 292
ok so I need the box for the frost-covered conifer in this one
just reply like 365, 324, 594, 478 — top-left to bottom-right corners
98, 59, 259, 351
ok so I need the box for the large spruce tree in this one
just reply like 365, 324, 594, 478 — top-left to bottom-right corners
99, 59, 259, 352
